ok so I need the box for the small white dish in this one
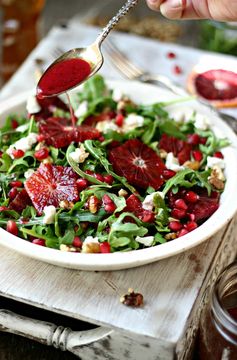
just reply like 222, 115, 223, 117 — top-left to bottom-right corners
1, 80, 237, 271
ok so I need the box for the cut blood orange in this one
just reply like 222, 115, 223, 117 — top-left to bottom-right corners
25, 163, 79, 214
187, 69, 237, 108
109, 139, 165, 190
38, 117, 100, 148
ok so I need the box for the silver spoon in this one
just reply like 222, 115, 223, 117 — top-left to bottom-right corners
37, 0, 139, 97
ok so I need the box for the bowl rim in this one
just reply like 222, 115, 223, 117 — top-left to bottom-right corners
1, 80, 237, 271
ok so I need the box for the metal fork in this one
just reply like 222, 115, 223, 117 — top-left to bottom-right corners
104, 39, 237, 132
103, 40, 188, 96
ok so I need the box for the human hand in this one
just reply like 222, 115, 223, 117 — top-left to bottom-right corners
146, 0, 237, 21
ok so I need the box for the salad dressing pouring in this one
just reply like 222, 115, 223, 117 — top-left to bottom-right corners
36, 0, 139, 98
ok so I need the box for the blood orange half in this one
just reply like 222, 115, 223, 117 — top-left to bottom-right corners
187, 69, 237, 108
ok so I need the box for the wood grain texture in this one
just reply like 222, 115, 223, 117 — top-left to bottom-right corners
0, 216, 236, 356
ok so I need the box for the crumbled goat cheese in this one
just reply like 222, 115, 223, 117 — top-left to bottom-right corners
135, 236, 154, 247
96, 120, 119, 133
7, 133, 38, 158
165, 152, 184, 172
194, 113, 210, 130
70, 144, 89, 163
24, 169, 35, 179
206, 156, 225, 169
16, 124, 29, 133
26, 94, 41, 114
75, 101, 88, 117
142, 192, 164, 211
168, 107, 194, 123
112, 88, 124, 102
43, 205, 56, 225
123, 114, 144, 131
83, 236, 99, 244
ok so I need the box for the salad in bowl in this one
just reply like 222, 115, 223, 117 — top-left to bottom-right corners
0, 75, 236, 270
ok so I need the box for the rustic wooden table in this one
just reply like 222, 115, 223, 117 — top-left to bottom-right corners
0, 2, 237, 359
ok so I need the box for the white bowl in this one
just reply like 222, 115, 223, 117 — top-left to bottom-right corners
1, 80, 237, 271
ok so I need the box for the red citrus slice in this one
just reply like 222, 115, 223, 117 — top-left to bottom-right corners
109, 139, 165, 190
25, 163, 79, 214
9, 189, 32, 213
187, 69, 237, 108
38, 117, 100, 148
159, 134, 192, 164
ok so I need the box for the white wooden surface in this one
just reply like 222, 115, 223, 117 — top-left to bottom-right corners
0, 19, 237, 360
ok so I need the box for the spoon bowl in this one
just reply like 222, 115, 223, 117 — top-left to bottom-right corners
36, 0, 139, 97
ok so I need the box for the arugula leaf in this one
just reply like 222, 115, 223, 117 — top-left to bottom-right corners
162, 169, 194, 196
153, 193, 169, 226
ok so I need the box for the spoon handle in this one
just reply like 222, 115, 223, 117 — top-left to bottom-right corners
96, 0, 139, 45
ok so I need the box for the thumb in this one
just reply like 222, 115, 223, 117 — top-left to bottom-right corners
160, 0, 186, 19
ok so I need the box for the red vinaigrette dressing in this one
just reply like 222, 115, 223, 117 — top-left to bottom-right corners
37, 58, 91, 98
198, 263, 237, 360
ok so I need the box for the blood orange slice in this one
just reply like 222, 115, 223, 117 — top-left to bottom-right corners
38, 117, 100, 148
25, 163, 79, 214
125, 195, 155, 223
159, 134, 192, 164
109, 139, 165, 190
187, 69, 237, 108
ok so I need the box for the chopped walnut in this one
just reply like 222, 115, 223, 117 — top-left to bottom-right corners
81, 242, 101, 254
209, 177, 225, 190
59, 200, 74, 210
165, 232, 177, 240
159, 149, 168, 159
120, 288, 144, 307
183, 160, 200, 170
118, 189, 128, 197
60, 244, 77, 252
88, 196, 100, 214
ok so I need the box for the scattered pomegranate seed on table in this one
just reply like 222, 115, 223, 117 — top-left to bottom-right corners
167, 51, 176, 59
173, 65, 182, 75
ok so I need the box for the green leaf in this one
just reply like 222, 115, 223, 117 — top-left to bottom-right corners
59, 229, 74, 245
153, 193, 169, 226
154, 232, 166, 244
110, 237, 131, 248
159, 119, 186, 140
162, 169, 194, 196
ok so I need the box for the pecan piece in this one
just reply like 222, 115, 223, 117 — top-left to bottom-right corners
120, 288, 144, 307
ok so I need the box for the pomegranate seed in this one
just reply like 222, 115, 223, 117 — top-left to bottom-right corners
11, 119, 19, 129
185, 191, 199, 203
192, 150, 203, 162
85, 170, 93, 175
0, 206, 9, 211
168, 221, 182, 232
115, 114, 124, 127
12, 149, 25, 159
188, 213, 196, 221
6, 220, 18, 236
142, 212, 155, 223
213, 151, 224, 159
103, 174, 114, 185
76, 178, 88, 191
100, 242, 111, 253
173, 65, 182, 75
167, 51, 176, 59
187, 133, 200, 145
174, 199, 188, 210
185, 221, 198, 232
32, 238, 46, 246
171, 208, 186, 219
178, 228, 189, 237
99, 136, 105, 142
94, 173, 104, 182
10, 180, 23, 188
200, 137, 207, 145
8, 187, 18, 200
34, 148, 49, 161
72, 236, 82, 248
37, 134, 45, 142
0, 151, 3, 158
163, 169, 176, 179
102, 194, 116, 213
